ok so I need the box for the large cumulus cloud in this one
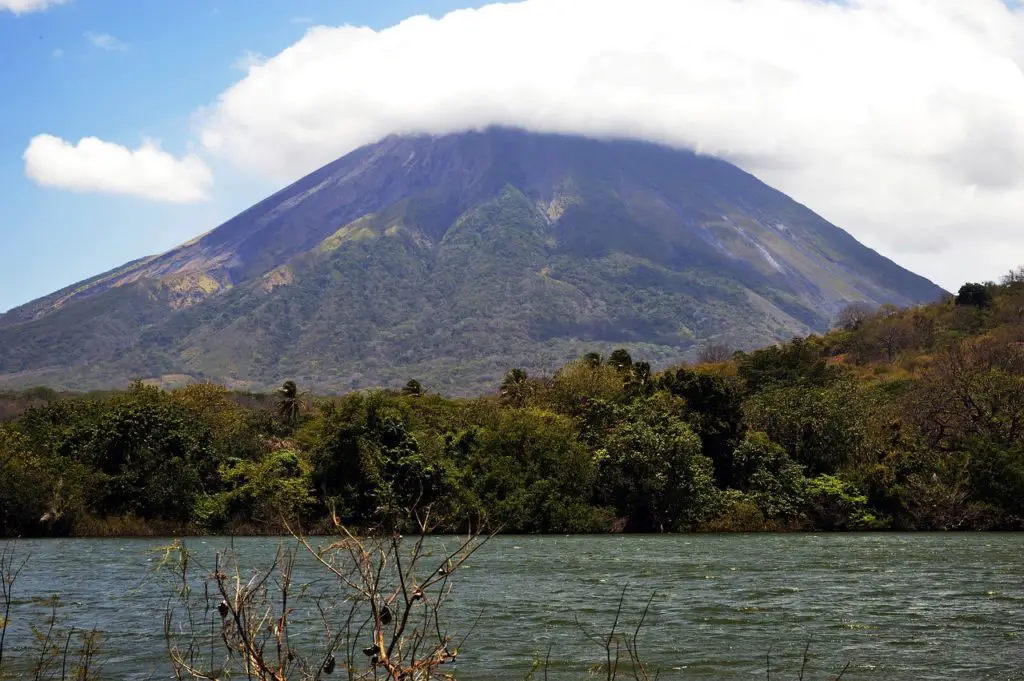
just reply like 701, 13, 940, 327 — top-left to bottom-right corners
23, 0, 1024, 289
196, 0, 1024, 289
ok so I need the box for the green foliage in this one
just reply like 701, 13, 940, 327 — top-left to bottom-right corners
545, 361, 624, 418
660, 367, 746, 487
962, 438, 1024, 523
955, 282, 993, 308
735, 337, 842, 394
500, 368, 533, 408
465, 408, 607, 532
402, 379, 424, 396
77, 384, 220, 521
195, 449, 315, 530
0, 425, 53, 536
2, 270, 1023, 537
745, 379, 873, 475
276, 380, 303, 429
730, 432, 807, 522
803, 475, 887, 530
608, 349, 634, 372
300, 392, 452, 526
625, 361, 655, 398
595, 397, 718, 531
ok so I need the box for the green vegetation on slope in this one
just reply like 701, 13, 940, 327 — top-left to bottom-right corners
1, 268, 1019, 538
0, 130, 943, 395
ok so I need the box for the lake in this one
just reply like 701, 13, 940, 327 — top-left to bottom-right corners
1, 534, 1022, 679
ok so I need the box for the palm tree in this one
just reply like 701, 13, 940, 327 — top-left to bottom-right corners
500, 368, 531, 408
402, 379, 424, 397
626, 361, 653, 396
277, 380, 304, 427
608, 348, 633, 372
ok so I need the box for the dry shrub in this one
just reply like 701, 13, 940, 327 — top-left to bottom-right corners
163, 512, 490, 681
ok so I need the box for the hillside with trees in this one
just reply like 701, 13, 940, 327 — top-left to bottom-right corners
1, 268, 1020, 538
0, 129, 942, 395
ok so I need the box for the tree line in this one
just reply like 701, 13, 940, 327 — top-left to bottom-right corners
1, 268, 1022, 537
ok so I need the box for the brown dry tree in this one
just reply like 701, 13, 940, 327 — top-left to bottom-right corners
162, 510, 491, 681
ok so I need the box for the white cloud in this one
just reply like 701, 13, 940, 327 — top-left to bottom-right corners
51, 48, 63, 58
85, 32, 128, 51
0, 0, 68, 14
23, 135, 213, 203
195, 0, 1024, 290
231, 50, 266, 72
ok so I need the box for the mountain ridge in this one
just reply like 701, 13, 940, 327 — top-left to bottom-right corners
0, 128, 944, 394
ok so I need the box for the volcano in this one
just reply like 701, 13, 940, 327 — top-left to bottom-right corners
0, 128, 943, 393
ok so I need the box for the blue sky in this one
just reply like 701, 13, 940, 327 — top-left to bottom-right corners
0, 0, 489, 312
2, 0, 1023, 312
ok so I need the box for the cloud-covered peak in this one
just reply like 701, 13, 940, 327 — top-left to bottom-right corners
197, 0, 1024, 289
23, 135, 213, 203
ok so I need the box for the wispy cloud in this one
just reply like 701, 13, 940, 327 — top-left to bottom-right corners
85, 31, 128, 52
231, 50, 266, 72
51, 48, 64, 58
0, 0, 69, 15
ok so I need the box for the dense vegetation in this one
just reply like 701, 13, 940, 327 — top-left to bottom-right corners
0, 130, 941, 395
1, 269, 1020, 538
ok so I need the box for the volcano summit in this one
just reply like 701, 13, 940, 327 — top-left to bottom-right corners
0, 129, 943, 393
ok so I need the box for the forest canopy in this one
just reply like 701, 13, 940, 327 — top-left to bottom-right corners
2, 269, 1022, 537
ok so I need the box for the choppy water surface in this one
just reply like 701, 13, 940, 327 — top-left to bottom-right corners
3, 534, 1023, 679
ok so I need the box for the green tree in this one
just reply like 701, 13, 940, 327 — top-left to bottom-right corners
608, 349, 634, 372
50, 384, 223, 522
736, 337, 841, 394
302, 393, 452, 527
402, 379, 424, 397
730, 432, 806, 522
172, 382, 267, 461
660, 367, 746, 487
625, 361, 654, 397
466, 409, 604, 532
277, 380, 304, 428
195, 449, 316, 530
961, 438, 1024, 523
0, 426, 55, 536
745, 379, 873, 475
595, 397, 718, 531
500, 368, 532, 408
547, 361, 624, 418
804, 474, 885, 530
956, 282, 993, 308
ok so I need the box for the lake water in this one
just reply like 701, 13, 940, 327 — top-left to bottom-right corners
2, 534, 1023, 679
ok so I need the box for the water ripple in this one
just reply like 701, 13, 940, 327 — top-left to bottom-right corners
2, 534, 1023, 679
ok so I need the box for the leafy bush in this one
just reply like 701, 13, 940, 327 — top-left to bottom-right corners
195, 449, 315, 530
803, 475, 888, 530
